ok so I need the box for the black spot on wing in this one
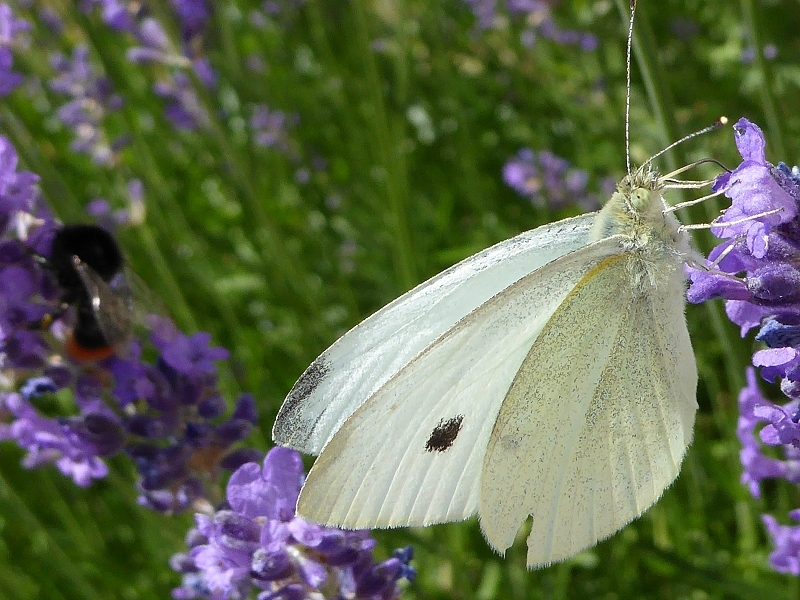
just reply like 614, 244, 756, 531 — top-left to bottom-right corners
273, 356, 331, 447
285, 356, 331, 410
425, 415, 464, 452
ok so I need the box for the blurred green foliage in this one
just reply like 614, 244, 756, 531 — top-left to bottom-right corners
2, 0, 800, 598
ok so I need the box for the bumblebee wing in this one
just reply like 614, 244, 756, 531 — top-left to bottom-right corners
72, 256, 133, 349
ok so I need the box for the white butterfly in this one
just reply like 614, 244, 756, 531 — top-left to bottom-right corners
272, 4, 708, 569
272, 160, 706, 566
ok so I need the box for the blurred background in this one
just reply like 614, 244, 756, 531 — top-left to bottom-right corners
1, 0, 799, 598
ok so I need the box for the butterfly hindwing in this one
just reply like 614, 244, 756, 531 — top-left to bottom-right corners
480, 256, 697, 567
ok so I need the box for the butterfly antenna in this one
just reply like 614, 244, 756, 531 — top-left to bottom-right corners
642, 116, 728, 171
663, 157, 729, 181
625, 0, 636, 177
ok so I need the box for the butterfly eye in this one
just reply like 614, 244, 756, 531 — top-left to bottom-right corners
630, 189, 652, 210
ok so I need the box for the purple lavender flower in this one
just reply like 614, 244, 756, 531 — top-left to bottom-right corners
0, 47, 22, 95
463, 0, 497, 29
742, 44, 779, 64
170, 0, 211, 42
111, 335, 261, 512
763, 511, 800, 575
156, 330, 229, 378
171, 447, 415, 600
0, 3, 32, 96
89, 0, 214, 77
37, 6, 64, 34
154, 71, 209, 130
0, 3, 32, 44
503, 148, 603, 211
736, 368, 793, 498
250, 105, 296, 156
0, 386, 111, 487
84, 0, 138, 33
464, 0, 597, 51
48, 45, 126, 165
537, 17, 598, 52
86, 179, 146, 229
687, 117, 800, 573
84, 0, 214, 131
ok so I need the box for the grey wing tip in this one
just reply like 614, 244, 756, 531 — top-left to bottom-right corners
272, 355, 331, 447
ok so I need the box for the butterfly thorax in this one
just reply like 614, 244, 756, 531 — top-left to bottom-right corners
591, 165, 693, 291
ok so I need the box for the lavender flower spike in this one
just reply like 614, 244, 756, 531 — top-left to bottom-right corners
171, 447, 415, 600
48, 45, 126, 165
503, 147, 610, 212
0, 3, 32, 96
763, 511, 800, 575
687, 117, 800, 574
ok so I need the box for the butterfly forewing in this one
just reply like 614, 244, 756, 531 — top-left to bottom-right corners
480, 256, 697, 567
295, 234, 628, 529
274, 213, 597, 455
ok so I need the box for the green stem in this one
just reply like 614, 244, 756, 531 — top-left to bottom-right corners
740, 0, 786, 159
351, 0, 418, 292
